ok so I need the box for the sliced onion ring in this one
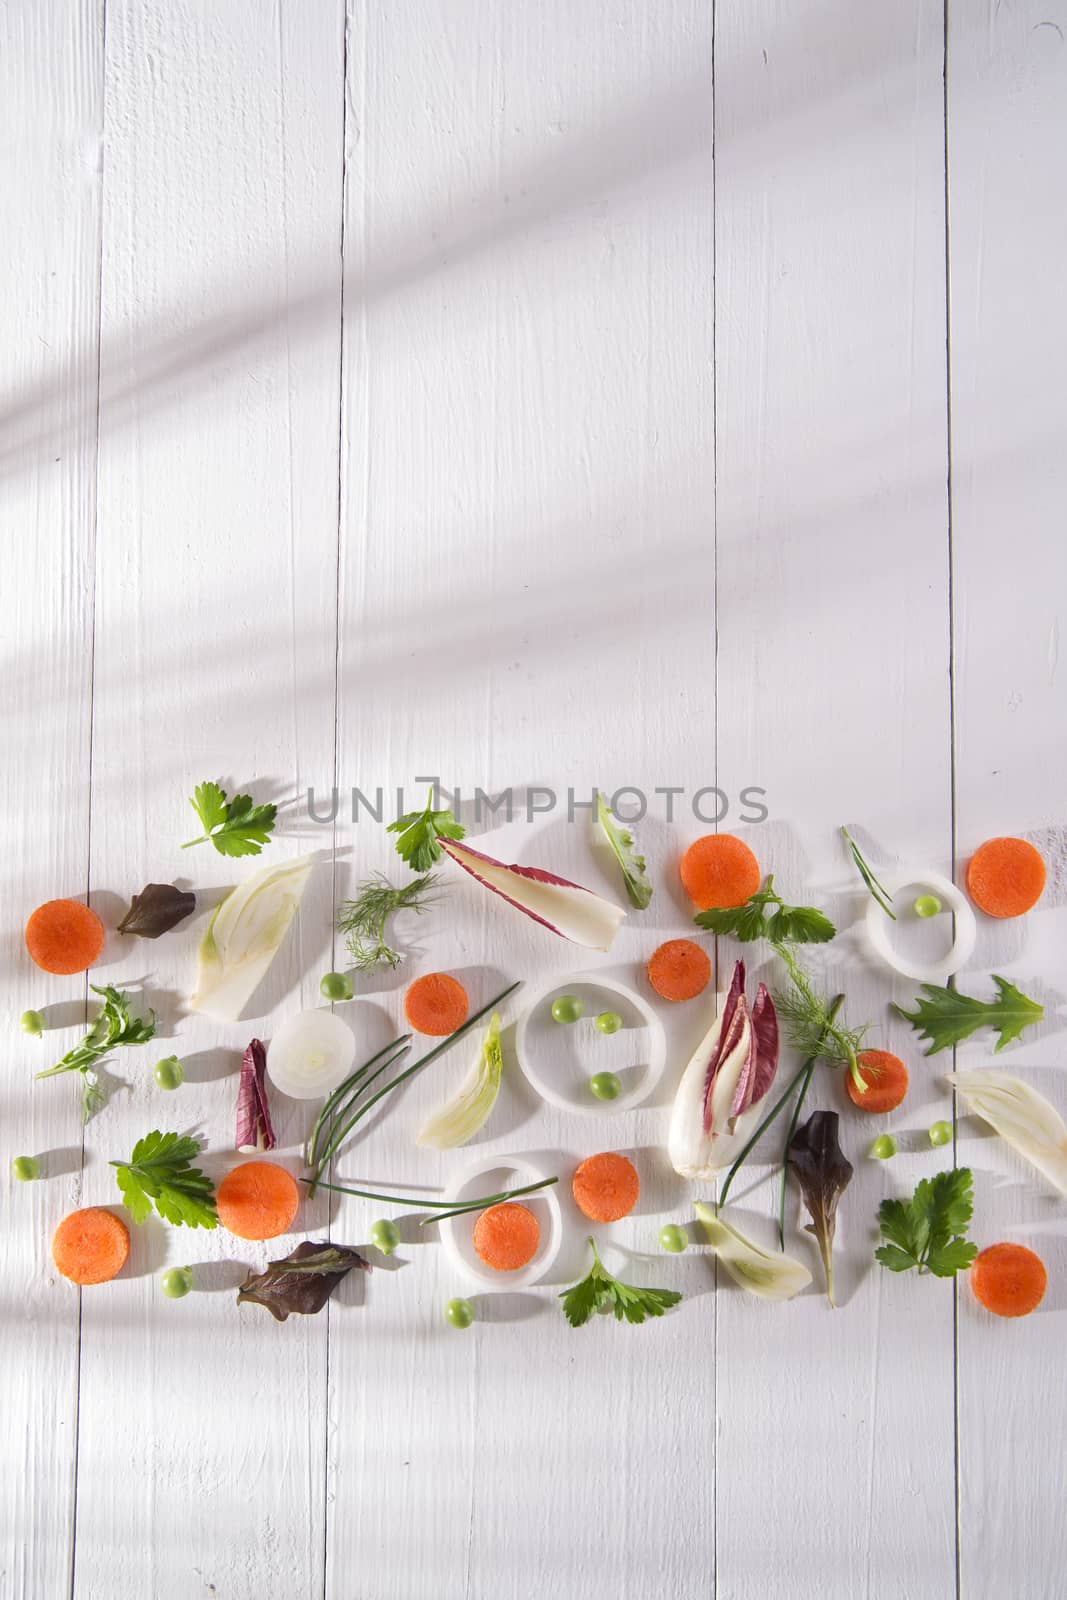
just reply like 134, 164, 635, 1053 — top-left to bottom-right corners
865, 869, 976, 982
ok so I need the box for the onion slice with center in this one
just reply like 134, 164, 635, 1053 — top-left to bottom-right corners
267, 1009, 357, 1101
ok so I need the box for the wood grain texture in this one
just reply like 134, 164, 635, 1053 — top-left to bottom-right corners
328, 5, 715, 1598
713, 5, 957, 1598
68, 5, 344, 1598
0, 4, 102, 1594
948, 4, 1067, 1595
3, 2, 1066, 1596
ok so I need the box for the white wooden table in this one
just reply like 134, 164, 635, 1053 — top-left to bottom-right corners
3, 4, 1065, 1597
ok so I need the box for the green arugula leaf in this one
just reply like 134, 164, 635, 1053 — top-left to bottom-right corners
36, 985, 156, 1123
595, 792, 653, 909
110, 1130, 218, 1230
183, 780, 277, 857
560, 1238, 682, 1328
387, 789, 465, 872
893, 975, 1044, 1056
693, 875, 837, 946
875, 1168, 976, 1277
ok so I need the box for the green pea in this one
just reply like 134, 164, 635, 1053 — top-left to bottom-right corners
659, 1224, 688, 1254
20, 1010, 44, 1037
551, 994, 583, 1025
589, 1071, 622, 1102
928, 1120, 952, 1148
595, 1011, 623, 1035
320, 971, 354, 1002
913, 894, 942, 919
11, 1155, 40, 1182
870, 1134, 897, 1161
153, 1055, 184, 1091
445, 1297, 474, 1329
160, 1267, 193, 1299
370, 1219, 400, 1255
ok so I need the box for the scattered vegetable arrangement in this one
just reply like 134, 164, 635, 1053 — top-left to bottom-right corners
12, 796, 1058, 1335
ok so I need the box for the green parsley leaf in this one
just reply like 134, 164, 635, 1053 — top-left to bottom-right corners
875, 1168, 977, 1277
110, 1130, 218, 1230
183, 780, 277, 857
893, 975, 1044, 1056
36, 984, 156, 1123
693, 875, 836, 946
560, 1238, 682, 1328
595, 792, 652, 909
386, 789, 465, 872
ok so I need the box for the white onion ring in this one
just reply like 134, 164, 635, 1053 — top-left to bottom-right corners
865, 869, 976, 982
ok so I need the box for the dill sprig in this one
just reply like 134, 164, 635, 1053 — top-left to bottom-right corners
336, 872, 439, 972
771, 940, 870, 1090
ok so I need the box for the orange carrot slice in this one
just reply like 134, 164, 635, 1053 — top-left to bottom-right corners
846, 1050, 909, 1113
572, 1152, 640, 1223
647, 938, 711, 1002
52, 1207, 130, 1285
679, 835, 760, 911
472, 1202, 540, 1270
965, 837, 1046, 919
404, 972, 469, 1036
25, 899, 106, 975
971, 1242, 1047, 1318
216, 1161, 299, 1241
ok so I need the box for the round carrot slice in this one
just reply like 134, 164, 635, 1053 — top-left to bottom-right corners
572, 1152, 640, 1223
647, 938, 711, 1002
971, 1242, 1047, 1318
679, 835, 761, 911
52, 1207, 130, 1285
472, 1202, 540, 1271
965, 837, 1046, 919
404, 972, 469, 1036
216, 1160, 300, 1241
25, 899, 106, 975
846, 1050, 909, 1113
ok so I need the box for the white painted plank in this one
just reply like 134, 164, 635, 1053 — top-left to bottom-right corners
948, 4, 1067, 1593
713, 6, 956, 1598
329, 5, 715, 1598
71, 5, 343, 1597
0, 4, 101, 1594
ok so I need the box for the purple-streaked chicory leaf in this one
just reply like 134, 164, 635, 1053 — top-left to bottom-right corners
729, 982, 780, 1124
437, 836, 625, 951
236, 1241, 369, 1321
787, 1110, 853, 1307
702, 959, 747, 1133
236, 1037, 276, 1153
117, 883, 197, 939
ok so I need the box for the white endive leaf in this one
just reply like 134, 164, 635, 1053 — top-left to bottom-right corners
694, 1202, 811, 1301
417, 1012, 504, 1150
189, 853, 315, 1022
948, 1069, 1067, 1197
438, 836, 625, 951
668, 1009, 752, 1178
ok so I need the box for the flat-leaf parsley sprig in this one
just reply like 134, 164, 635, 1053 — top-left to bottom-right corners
111, 1131, 218, 1229
182, 780, 277, 858
876, 1168, 978, 1278
386, 789, 465, 872
560, 1238, 682, 1328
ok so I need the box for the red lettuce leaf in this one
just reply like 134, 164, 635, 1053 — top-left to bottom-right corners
237, 1242, 369, 1321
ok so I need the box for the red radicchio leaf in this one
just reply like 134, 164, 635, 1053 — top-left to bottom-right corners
702, 959, 746, 1134
236, 1037, 277, 1152
729, 982, 780, 1124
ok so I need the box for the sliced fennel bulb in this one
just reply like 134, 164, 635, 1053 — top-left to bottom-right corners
948, 1069, 1067, 1196
694, 1203, 811, 1301
417, 1012, 504, 1149
189, 853, 315, 1022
